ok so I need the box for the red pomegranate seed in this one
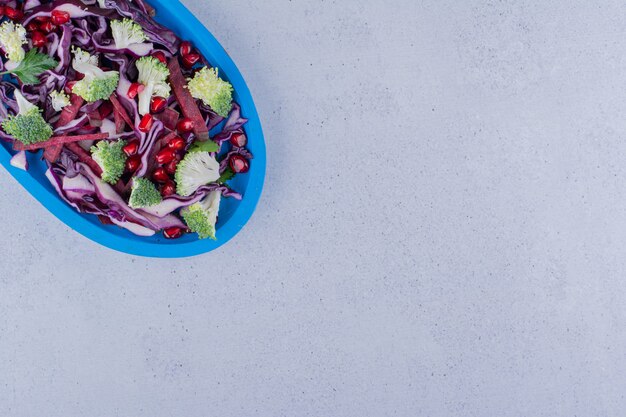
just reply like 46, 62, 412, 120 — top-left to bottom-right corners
51, 10, 70, 25
229, 154, 249, 173
167, 136, 186, 151
164, 159, 178, 175
30, 31, 47, 48
161, 180, 176, 197
176, 117, 194, 133
26, 22, 39, 32
125, 155, 141, 172
34, 16, 50, 23
163, 227, 184, 239
4, 7, 23, 21
138, 114, 154, 132
40, 21, 58, 33
155, 148, 176, 165
180, 41, 193, 56
152, 51, 167, 64
230, 133, 247, 148
150, 96, 167, 114
127, 82, 144, 99
152, 167, 169, 183
182, 53, 201, 69
122, 140, 139, 156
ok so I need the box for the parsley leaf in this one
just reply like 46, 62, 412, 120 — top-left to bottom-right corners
1, 49, 58, 84
217, 168, 235, 184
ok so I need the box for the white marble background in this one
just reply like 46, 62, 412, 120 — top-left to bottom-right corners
1, 0, 626, 415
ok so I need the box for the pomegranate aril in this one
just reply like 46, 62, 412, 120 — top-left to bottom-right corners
182, 53, 201, 69
127, 82, 144, 99
152, 51, 167, 64
167, 136, 186, 151
5, 7, 23, 21
51, 10, 70, 25
180, 41, 193, 56
163, 227, 184, 239
122, 140, 139, 156
152, 167, 169, 183
34, 16, 50, 23
230, 133, 247, 148
138, 114, 154, 132
229, 154, 250, 174
164, 159, 178, 175
161, 181, 176, 197
155, 148, 176, 165
26, 22, 39, 32
176, 117, 194, 133
125, 155, 141, 172
30, 31, 47, 48
150, 96, 167, 114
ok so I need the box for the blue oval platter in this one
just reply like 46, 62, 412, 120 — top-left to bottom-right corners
0, 0, 266, 258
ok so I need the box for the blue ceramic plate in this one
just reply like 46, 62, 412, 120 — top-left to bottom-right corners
0, 0, 266, 258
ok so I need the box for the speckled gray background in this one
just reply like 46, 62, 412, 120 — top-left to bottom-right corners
1, 0, 625, 416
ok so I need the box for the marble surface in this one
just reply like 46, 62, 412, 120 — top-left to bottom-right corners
2, 0, 626, 415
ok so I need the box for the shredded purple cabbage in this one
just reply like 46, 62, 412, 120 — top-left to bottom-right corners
0, 0, 253, 240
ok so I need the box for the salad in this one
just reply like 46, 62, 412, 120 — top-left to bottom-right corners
0, 0, 252, 240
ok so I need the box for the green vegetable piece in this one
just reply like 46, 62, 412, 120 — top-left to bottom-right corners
188, 139, 219, 154
181, 191, 221, 240
111, 19, 148, 49
0, 21, 26, 63
136, 56, 170, 115
91, 140, 127, 184
187, 67, 233, 118
71, 48, 119, 102
217, 168, 235, 184
1, 90, 53, 145
0, 49, 58, 85
129, 177, 162, 209
174, 151, 220, 197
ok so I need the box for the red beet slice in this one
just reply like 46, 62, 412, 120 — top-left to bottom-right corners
88, 109, 103, 127
44, 94, 85, 162
167, 57, 209, 141
113, 108, 125, 134
13, 133, 109, 151
109, 93, 133, 128
155, 107, 179, 131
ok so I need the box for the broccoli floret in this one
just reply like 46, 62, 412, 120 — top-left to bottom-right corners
49, 90, 70, 112
129, 177, 162, 208
135, 56, 171, 115
0, 21, 27, 65
90, 140, 127, 184
174, 151, 220, 197
111, 19, 148, 49
187, 67, 233, 118
1, 90, 53, 145
71, 47, 119, 102
181, 190, 221, 240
